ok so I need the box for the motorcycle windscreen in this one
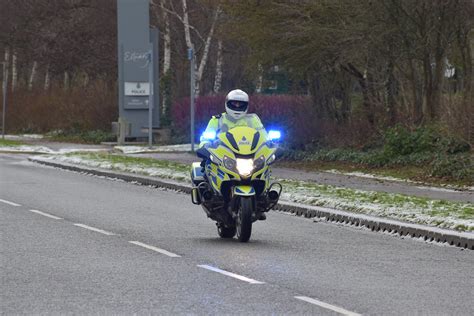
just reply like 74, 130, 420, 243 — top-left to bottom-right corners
219, 126, 266, 155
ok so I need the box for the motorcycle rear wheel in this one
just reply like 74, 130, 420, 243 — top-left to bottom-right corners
236, 197, 253, 242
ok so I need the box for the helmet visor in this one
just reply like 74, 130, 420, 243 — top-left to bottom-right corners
226, 100, 248, 112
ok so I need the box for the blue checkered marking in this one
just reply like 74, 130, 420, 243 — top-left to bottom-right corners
236, 187, 255, 194
217, 168, 225, 179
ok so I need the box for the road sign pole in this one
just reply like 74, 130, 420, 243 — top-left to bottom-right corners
188, 48, 195, 152
2, 62, 7, 139
148, 50, 154, 149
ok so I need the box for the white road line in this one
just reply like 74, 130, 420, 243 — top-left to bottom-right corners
295, 296, 362, 316
73, 223, 115, 236
29, 209, 62, 220
0, 198, 21, 207
197, 264, 265, 284
129, 241, 181, 258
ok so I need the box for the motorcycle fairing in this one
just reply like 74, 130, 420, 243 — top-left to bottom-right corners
233, 185, 256, 196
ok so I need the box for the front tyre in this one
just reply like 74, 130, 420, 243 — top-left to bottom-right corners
236, 197, 253, 242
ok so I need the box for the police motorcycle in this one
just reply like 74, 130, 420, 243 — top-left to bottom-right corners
190, 126, 282, 242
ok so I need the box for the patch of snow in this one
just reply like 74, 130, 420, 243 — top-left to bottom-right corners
414, 186, 463, 193
0, 145, 106, 154
5, 134, 44, 139
0, 145, 54, 153
325, 169, 414, 183
115, 143, 191, 154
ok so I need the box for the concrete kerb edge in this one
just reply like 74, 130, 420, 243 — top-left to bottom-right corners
29, 157, 473, 250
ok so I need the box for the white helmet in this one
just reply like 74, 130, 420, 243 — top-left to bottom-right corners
225, 89, 249, 120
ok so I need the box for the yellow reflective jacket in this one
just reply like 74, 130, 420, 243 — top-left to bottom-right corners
199, 113, 266, 147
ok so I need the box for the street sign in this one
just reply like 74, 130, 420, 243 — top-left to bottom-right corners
125, 82, 150, 96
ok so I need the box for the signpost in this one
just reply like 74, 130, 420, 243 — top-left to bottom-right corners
2, 62, 7, 139
147, 50, 153, 148
188, 48, 195, 152
117, 0, 159, 141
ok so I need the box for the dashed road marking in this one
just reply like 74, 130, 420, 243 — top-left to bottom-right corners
29, 209, 62, 220
0, 198, 21, 207
73, 223, 115, 236
197, 264, 265, 284
129, 241, 181, 258
295, 296, 362, 316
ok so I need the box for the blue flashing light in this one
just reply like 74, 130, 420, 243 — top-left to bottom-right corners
201, 130, 217, 141
268, 130, 281, 141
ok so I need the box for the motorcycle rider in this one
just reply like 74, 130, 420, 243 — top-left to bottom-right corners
199, 89, 266, 148
198, 89, 268, 220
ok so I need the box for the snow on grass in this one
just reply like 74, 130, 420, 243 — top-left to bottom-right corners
36, 152, 474, 232
115, 144, 191, 154
41, 153, 190, 182
279, 179, 473, 232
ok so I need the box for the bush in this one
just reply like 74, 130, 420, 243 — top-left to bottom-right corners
383, 125, 470, 157
430, 154, 474, 180
5, 81, 117, 134
48, 129, 115, 144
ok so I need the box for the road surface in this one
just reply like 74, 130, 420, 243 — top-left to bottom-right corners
1, 154, 473, 314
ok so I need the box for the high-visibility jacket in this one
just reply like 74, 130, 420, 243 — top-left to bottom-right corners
199, 113, 266, 147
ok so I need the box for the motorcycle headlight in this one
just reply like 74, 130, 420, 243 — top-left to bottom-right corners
223, 155, 236, 171
254, 155, 266, 171
236, 158, 254, 177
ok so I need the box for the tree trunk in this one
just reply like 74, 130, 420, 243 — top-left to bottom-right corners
339, 74, 352, 122
63, 71, 69, 91
3, 49, 9, 88
255, 63, 263, 93
422, 53, 434, 121
28, 61, 38, 91
195, 6, 221, 96
213, 39, 223, 94
409, 60, 423, 124
181, 0, 197, 96
161, 0, 171, 75
385, 61, 397, 125
11, 51, 17, 92
44, 65, 50, 91
181, 0, 220, 96
342, 63, 374, 126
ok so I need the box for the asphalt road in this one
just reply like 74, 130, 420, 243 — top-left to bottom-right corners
1, 154, 473, 315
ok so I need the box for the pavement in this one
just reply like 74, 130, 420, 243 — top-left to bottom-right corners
1, 153, 474, 314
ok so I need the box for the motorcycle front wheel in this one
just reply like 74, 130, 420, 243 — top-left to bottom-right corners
236, 197, 253, 242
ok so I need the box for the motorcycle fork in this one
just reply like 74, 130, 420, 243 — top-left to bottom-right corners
229, 195, 256, 220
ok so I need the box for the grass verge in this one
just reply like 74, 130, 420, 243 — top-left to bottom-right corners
0, 139, 25, 147
41, 152, 473, 232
